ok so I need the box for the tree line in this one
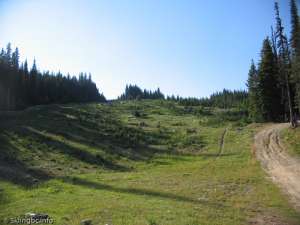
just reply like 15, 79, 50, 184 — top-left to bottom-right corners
3, 1, 296, 118
0, 44, 105, 110
247, 0, 300, 127
119, 84, 248, 109
167, 89, 248, 109
118, 84, 165, 100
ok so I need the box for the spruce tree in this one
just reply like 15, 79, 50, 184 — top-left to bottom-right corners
5, 43, 12, 64
257, 38, 282, 122
290, 0, 300, 120
275, 2, 295, 125
247, 60, 260, 121
290, 0, 300, 55
11, 48, 19, 69
0, 43, 105, 110
29, 59, 38, 104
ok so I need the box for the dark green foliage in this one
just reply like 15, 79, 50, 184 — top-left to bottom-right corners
167, 89, 248, 109
257, 38, 282, 122
247, 1, 300, 124
204, 109, 250, 127
293, 57, 300, 113
133, 110, 142, 117
205, 89, 248, 109
247, 60, 261, 121
0, 43, 106, 110
119, 84, 165, 100
169, 96, 204, 106
290, 0, 300, 55
290, 0, 300, 114
274, 2, 295, 123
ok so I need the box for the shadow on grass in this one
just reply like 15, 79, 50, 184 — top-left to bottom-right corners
24, 105, 174, 162
0, 103, 207, 188
0, 135, 51, 187
0, 161, 51, 187
21, 126, 129, 171
60, 176, 226, 208
0, 188, 5, 205
200, 152, 238, 159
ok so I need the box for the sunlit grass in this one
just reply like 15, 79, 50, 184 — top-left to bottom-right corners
0, 100, 299, 225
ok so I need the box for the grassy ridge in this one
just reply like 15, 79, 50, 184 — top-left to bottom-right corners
0, 100, 299, 225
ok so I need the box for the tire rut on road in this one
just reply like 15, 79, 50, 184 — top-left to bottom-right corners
254, 123, 300, 212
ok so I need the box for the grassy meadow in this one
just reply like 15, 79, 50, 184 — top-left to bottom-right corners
0, 100, 299, 225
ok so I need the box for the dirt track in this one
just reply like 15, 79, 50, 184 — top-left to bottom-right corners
254, 123, 300, 212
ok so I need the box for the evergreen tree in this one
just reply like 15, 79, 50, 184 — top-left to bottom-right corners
119, 84, 165, 100
274, 2, 295, 125
247, 60, 261, 121
5, 43, 12, 64
167, 90, 248, 108
11, 48, 19, 69
0, 43, 106, 110
257, 38, 282, 122
290, 0, 300, 55
29, 59, 38, 104
290, 0, 300, 119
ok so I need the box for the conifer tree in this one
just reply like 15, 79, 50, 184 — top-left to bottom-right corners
274, 2, 295, 125
290, 0, 300, 120
290, 0, 300, 55
5, 43, 12, 64
247, 60, 260, 121
257, 38, 282, 122
0, 43, 106, 110
11, 48, 19, 69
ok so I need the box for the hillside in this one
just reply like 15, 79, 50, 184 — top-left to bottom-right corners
0, 100, 299, 225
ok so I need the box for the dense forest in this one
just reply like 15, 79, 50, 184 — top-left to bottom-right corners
247, 0, 300, 126
0, 45, 105, 110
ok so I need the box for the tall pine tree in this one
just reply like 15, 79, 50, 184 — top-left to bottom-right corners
257, 38, 282, 122
290, 0, 300, 55
290, 0, 300, 120
274, 2, 295, 125
247, 60, 261, 121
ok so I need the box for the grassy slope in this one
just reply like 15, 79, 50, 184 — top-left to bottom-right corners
0, 100, 299, 225
282, 127, 300, 157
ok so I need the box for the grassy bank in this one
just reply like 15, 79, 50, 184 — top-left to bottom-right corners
0, 100, 299, 225
281, 127, 300, 157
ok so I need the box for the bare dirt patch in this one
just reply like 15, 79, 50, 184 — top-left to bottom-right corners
254, 123, 300, 212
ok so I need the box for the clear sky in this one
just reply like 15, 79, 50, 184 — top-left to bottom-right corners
0, 0, 291, 99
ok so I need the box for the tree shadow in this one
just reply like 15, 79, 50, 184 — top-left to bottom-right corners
0, 188, 5, 205
0, 161, 52, 187
200, 152, 238, 159
0, 104, 207, 188
21, 126, 129, 171
0, 135, 52, 187
24, 105, 175, 162
60, 176, 226, 209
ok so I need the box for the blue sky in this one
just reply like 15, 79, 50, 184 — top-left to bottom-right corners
0, 0, 291, 99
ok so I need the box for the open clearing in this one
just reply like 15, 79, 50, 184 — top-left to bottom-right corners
0, 101, 299, 225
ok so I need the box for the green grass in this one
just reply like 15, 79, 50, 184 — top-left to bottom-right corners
0, 100, 299, 225
281, 127, 300, 157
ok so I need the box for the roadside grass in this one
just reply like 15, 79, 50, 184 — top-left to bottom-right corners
281, 127, 300, 157
0, 100, 299, 225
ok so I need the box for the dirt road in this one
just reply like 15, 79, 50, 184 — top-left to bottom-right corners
255, 123, 300, 211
